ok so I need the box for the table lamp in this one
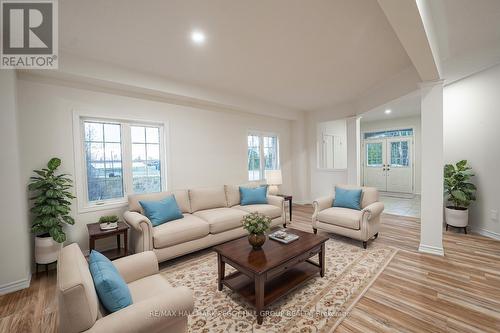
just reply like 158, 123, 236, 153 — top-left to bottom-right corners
265, 170, 282, 195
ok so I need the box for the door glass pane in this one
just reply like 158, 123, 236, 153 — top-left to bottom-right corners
131, 126, 162, 194
366, 143, 383, 167
84, 121, 123, 201
247, 135, 260, 181
390, 141, 409, 167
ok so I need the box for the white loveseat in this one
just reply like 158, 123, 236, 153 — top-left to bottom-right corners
123, 185, 285, 263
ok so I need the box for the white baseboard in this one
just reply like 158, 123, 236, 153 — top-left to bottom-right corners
418, 243, 444, 256
0, 274, 31, 295
473, 228, 500, 241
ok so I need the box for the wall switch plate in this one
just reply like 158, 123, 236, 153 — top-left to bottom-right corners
490, 209, 498, 221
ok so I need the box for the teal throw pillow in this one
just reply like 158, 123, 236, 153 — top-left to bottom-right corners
333, 187, 363, 210
240, 186, 268, 205
139, 195, 183, 227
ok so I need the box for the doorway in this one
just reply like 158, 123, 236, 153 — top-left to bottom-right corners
363, 131, 413, 194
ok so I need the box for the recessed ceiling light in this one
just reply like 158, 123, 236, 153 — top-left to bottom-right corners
191, 30, 206, 44
384, 109, 392, 115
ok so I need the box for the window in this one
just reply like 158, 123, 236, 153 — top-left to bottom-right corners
80, 118, 166, 208
364, 128, 413, 140
366, 142, 383, 167
247, 132, 279, 181
390, 141, 410, 167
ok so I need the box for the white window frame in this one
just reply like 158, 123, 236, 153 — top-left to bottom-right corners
73, 111, 169, 213
247, 130, 280, 181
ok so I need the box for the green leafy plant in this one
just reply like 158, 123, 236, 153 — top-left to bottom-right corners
99, 215, 119, 224
28, 158, 75, 243
444, 160, 477, 209
242, 212, 271, 235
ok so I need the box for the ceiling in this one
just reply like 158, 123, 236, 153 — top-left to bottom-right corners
59, 0, 412, 112
360, 93, 420, 122
429, 0, 500, 62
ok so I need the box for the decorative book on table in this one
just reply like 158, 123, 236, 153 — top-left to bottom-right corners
269, 229, 299, 244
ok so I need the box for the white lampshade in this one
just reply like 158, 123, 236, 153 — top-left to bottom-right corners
265, 170, 282, 185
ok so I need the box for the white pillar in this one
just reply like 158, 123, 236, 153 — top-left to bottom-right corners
346, 117, 361, 185
419, 80, 444, 256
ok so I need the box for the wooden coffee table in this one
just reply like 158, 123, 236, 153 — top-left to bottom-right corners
213, 229, 329, 324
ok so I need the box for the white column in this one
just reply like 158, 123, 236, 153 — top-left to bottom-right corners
346, 116, 361, 185
419, 80, 444, 256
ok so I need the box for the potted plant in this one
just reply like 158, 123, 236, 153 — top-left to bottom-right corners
99, 215, 119, 230
242, 212, 271, 250
443, 160, 476, 233
29, 158, 75, 264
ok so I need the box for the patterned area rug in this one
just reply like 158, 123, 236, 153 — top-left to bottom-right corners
160, 235, 397, 333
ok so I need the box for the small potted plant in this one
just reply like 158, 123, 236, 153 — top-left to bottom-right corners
242, 212, 271, 250
99, 215, 119, 230
444, 160, 477, 233
29, 158, 75, 265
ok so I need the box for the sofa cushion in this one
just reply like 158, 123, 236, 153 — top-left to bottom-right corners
234, 204, 281, 219
153, 214, 209, 248
225, 183, 262, 207
128, 190, 191, 214
333, 187, 362, 210
127, 275, 173, 303
335, 184, 379, 209
189, 186, 227, 212
240, 186, 268, 205
89, 251, 132, 313
139, 195, 183, 227
317, 207, 363, 230
193, 208, 247, 234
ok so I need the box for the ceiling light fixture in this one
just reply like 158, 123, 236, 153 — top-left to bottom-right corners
191, 30, 206, 45
384, 109, 392, 115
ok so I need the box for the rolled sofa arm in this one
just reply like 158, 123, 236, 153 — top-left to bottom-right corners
312, 196, 334, 225
362, 202, 385, 220
112, 251, 159, 284
123, 211, 153, 253
268, 195, 286, 224
89, 286, 194, 333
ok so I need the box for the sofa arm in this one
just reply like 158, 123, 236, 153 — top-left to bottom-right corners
267, 195, 284, 208
89, 287, 194, 333
123, 211, 153, 253
112, 251, 159, 284
362, 202, 384, 220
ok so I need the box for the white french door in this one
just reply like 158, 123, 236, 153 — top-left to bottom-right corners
363, 137, 413, 193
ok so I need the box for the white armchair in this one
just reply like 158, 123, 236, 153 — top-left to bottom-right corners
57, 243, 194, 333
312, 185, 384, 248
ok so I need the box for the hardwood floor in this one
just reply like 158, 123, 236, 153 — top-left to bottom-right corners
1, 205, 499, 332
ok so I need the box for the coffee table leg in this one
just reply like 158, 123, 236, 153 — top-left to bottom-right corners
319, 243, 326, 277
217, 253, 225, 291
255, 275, 265, 325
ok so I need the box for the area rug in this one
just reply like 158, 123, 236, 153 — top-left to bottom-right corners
160, 236, 397, 333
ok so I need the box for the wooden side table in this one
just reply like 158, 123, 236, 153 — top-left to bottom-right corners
87, 221, 130, 260
277, 194, 292, 222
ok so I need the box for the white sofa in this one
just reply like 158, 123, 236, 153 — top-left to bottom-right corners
312, 185, 384, 248
124, 185, 285, 263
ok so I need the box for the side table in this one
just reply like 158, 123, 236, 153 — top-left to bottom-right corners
277, 194, 292, 223
87, 221, 129, 260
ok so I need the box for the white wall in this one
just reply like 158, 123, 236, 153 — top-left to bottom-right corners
17, 78, 294, 252
316, 119, 347, 169
0, 71, 31, 294
361, 115, 422, 194
306, 103, 357, 200
444, 64, 500, 238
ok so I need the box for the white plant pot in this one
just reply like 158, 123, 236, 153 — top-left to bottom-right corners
35, 235, 62, 264
444, 207, 469, 227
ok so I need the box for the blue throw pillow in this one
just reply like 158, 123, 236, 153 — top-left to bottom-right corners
139, 195, 183, 227
333, 187, 363, 210
240, 186, 268, 205
89, 250, 132, 313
